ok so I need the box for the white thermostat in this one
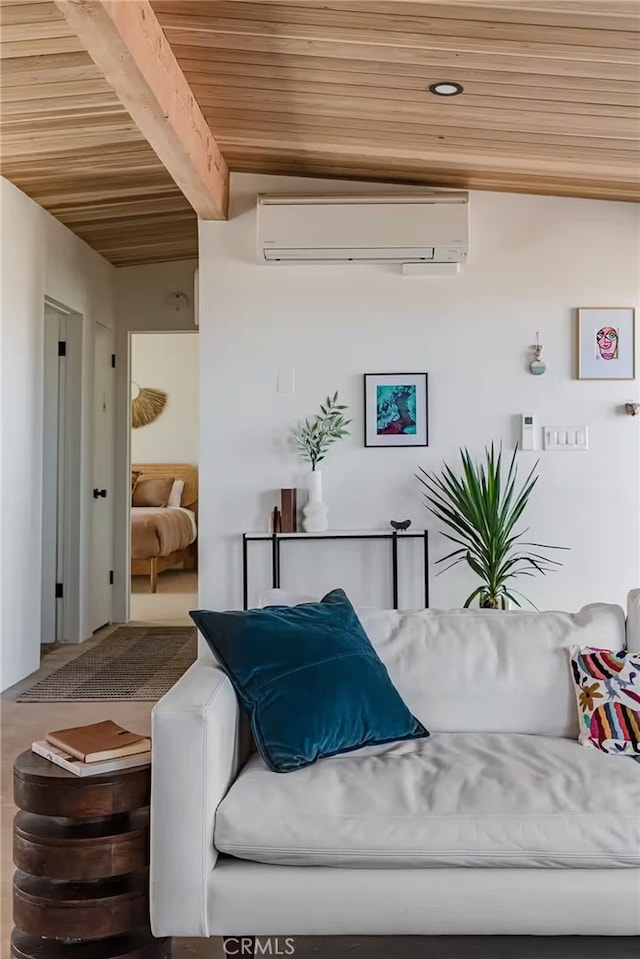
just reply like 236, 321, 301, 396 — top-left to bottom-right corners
521, 413, 536, 451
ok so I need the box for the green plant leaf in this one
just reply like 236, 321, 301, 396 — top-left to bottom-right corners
436, 557, 470, 576
421, 442, 567, 609
435, 546, 468, 564
463, 586, 485, 608
292, 392, 350, 468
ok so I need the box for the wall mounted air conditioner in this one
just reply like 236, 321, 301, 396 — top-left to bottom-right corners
257, 192, 469, 266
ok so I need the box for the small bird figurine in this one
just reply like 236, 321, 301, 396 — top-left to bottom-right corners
390, 519, 412, 531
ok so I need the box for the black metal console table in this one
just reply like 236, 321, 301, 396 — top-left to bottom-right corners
241, 529, 429, 610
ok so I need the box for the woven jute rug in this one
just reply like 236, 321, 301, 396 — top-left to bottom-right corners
17, 626, 197, 702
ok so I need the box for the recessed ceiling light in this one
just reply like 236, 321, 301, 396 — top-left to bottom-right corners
428, 82, 464, 97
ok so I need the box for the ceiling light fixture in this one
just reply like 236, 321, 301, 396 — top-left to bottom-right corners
428, 81, 464, 97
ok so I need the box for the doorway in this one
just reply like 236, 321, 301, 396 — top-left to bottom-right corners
92, 321, 116, 632
41, 304, 115, 648
128, 331, 199, 624
41, 300, 82, 645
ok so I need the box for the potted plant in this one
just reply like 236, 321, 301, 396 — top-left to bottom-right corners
293, 393, 351, 532
417, 444, 565, 609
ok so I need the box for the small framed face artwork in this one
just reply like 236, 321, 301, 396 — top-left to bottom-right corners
577, 307, 636, 380
364, 373, 428, 447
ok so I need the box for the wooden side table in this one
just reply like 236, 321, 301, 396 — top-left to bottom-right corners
11, 750, 170, 959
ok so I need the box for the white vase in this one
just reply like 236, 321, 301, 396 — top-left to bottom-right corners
302, 469, 328, 532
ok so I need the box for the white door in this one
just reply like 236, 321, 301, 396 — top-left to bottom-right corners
91, 322, 115, 631
41, 307, 66, 643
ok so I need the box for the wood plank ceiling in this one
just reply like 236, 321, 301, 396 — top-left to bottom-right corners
154, 0, 640, 201
2, 0, 639, 266
0, 0, 198, 266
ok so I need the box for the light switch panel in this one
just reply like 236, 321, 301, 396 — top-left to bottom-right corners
277, 369, 295, 394
543, 426, 589, 451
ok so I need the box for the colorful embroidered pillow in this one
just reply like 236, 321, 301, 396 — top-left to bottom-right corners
569, 646, 640, 755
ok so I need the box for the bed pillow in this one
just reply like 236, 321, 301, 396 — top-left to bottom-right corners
569, 646, 640, 755
190, 588, 429, 773
131, 470, 141, 497
132, 475, 174, 508
168, 479, 185, 508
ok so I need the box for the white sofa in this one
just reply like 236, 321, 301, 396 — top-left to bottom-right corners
150, 590, 640, 939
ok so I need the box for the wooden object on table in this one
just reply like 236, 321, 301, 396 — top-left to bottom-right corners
11, 750, 170, 959
280, 489, 298, 533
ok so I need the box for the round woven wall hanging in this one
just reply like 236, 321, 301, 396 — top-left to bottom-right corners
131, 383, 168, 428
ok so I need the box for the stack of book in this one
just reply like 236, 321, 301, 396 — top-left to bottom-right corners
32, 720, 151, 776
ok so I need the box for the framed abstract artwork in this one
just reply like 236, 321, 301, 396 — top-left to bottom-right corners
577, 307, 636, 380
364, 373, 428, 447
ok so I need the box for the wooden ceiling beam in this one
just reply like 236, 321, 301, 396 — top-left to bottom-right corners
53, 0, 228, 219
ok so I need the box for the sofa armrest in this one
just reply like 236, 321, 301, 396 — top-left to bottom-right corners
150, 661, 241, 938
628, 590, 640, 649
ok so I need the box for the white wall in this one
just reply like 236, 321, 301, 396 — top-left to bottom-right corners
199, 173, 640, 613
130, 333, 199, 465
1, 177, 115, 691
113, 260, 197, 622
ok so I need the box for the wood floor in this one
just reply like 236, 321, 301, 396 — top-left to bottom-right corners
130, 568, 198, 624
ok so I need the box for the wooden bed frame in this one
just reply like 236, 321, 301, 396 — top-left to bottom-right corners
131, 463, 198, 593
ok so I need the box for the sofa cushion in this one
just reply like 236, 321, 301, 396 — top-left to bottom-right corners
570, 646, 640, 755
214, 732, 640, 869
260, 591, 626, 738
362, 606, 628, 738
191, 589, 428, 773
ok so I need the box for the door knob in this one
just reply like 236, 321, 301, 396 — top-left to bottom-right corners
93, 488, 107, 499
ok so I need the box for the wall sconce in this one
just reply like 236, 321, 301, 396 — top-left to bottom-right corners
624, 403, 640, 416
529, 332, 546, 375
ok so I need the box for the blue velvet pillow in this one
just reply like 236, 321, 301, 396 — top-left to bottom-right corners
190, 589, 428, 772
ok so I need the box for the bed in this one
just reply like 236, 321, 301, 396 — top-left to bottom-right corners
131, 463, 198, 593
